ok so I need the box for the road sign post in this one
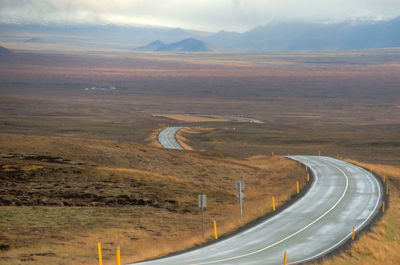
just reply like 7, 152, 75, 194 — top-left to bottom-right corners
198, 194, 206, 239
235, 180, 245, 221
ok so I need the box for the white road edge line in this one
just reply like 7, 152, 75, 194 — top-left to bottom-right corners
187, 156, 350, 265
288, 158, 381, 264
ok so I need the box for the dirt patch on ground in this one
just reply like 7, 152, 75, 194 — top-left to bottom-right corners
1, 153, 79, 165
0, 157, 191, 212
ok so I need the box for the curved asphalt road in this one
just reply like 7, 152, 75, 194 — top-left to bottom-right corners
187, 114, 263, 124
158, 119, 262, 150
158, 127, 184, 150
129, 156, 382, 265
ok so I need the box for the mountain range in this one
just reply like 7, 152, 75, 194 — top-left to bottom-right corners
1, 17, 400, 52
206, 18, 400, 51
135, 38, 211, 52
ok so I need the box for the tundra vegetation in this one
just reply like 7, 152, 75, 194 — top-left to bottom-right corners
0, 49, 399, 264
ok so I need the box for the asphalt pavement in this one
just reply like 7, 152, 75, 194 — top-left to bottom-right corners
158, 127, 184, 150
129, 156, 383, 265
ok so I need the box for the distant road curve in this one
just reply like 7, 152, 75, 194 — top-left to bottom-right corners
187, 114, 263, 124
130, 156, 383, 265
158, 126, 184, 150
158, 114, 262, 150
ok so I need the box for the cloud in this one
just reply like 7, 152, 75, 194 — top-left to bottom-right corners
0, 0, 399, 32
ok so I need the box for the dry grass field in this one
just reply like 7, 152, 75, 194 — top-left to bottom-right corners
0, 133, 306, 265
1, 49, 400, 264
179, 122, 400, 164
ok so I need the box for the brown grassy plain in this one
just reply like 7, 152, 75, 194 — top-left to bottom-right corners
0, 133, 305, 265
1, 49, 400, 264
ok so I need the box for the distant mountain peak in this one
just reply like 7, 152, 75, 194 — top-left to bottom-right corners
135, 40, 165, 51
135, 38, 211, 52
0, 45, 12, 54
149, 40, 164, 45
181, 37, 196, 41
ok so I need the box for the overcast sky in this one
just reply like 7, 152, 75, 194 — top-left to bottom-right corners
1, 0, 400, 32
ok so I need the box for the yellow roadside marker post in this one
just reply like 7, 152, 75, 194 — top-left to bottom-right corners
370, 167, 373, 173
307, 173, 310, 182
272, 196, 276, 212
283, 251, 287, 265
305, 165, 308, 172
352, 227, 355, 240
296, 181, 299, 194
98, 242, 103, 265
318, 150, 320, 156
383, 175, 386, 183
116, 247, 121, 265
214, 220, 218, 240
382, 202, 385, 213
272, 151, 274, 157
386, 183, 389, 195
